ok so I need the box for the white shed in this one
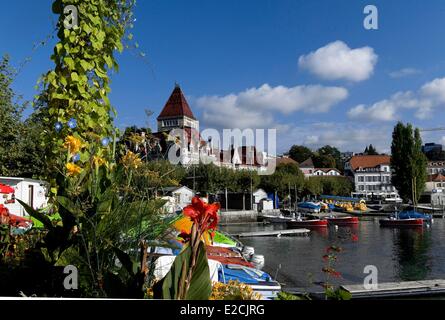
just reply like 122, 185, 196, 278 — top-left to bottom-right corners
162, 186, 194, 210
0, 177, 49, 217
252, 188, 268, 204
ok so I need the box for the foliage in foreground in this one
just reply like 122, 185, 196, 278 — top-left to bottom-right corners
154, 197, 220, 300
210, 280, 262, 300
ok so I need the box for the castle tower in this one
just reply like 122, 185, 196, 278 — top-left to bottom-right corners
157, 84, 199, 132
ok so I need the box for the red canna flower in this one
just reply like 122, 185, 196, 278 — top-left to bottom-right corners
183, 197, 221, 233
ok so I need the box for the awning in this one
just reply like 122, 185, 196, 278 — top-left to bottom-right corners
0, 184, 14, 194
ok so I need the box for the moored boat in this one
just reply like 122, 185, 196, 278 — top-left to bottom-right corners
326, 216, 359, 225
379, 217, 423, 227
218, 263, 281, 299
259, 214, 294, 223
297, 201, 321, 213
397, 210, 432, 221
286, 218, 328, 228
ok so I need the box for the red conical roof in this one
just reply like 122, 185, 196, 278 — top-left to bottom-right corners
157, 85, 196, 120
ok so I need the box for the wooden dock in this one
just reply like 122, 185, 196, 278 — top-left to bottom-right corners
231, 228, 310, 238
341, 279, 445, 298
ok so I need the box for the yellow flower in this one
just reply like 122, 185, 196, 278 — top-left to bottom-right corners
66, 163, 82, 176
209, 280, 262, 300
121, 151, 142, 169
92, 155, 106, 168
63, 136, 82, 154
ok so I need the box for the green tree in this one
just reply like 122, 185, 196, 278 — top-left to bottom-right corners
364, 144, 378, 155
313, 154, 336, 169
316, 145, 343, 170
288, 145, 313, 163
260, 163, 304, 199
390, 122, 427, 203
0, 55, 45, 178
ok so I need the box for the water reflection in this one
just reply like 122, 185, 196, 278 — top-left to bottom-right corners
392, 227, 433, 281
219, 219, 445, 289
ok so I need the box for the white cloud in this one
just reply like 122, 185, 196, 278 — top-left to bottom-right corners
277, 122, 392, 154
389, 68, 421, 78
421, 78, 445, 103
298, 41, 378, 82
196, 83, 348, 129
348, 77, 445, 121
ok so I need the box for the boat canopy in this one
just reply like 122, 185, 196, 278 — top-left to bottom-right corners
397, 210, 432, 220
219, 264, 272, 284
321, 195, 364, 203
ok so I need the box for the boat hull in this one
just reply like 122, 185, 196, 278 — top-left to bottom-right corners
286, 219, 328, 228
379, 218, 423, 227
326, 216, 359, 225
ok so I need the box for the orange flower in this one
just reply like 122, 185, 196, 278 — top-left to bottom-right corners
63, 135, 82, 154
66, 163, 82, 176
92, 155, 106, 168
121, 151, 142, 169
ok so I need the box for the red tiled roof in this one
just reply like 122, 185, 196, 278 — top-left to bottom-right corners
157, 85, 196, 120
349, 155, 390, 171
428, 173, 445, 182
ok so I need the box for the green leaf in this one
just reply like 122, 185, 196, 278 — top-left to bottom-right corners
57, 196, 83, 218
55, 43, 63, 54
113, 247, 136, 276
104, 55, 113, 69
80, 59, 92, 71
64, 57, 75, 69
16, 199, 54, 230
156, 242, 212, 300
71, 72, 79, 82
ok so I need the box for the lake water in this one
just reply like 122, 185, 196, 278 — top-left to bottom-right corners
220, 217, 445, 292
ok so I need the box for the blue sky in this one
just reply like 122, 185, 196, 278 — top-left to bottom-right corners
1, 0, 445, 153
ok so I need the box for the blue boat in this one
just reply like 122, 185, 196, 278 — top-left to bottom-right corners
397, 210, 433, 221
219, 264, 281, 299
298, 201, 321, 213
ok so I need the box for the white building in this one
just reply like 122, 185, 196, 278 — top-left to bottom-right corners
427, 161, 445, 175
160, 186, 194, 213
313, 168, 341, 176
344, 155, 398, 197
425, 173, 445, 193
0, 177, 49, 217
298, 157, 341, 178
